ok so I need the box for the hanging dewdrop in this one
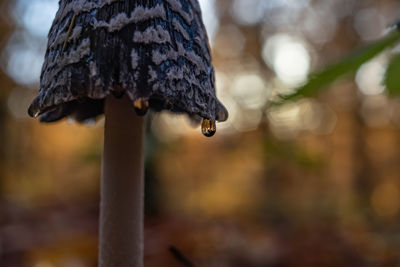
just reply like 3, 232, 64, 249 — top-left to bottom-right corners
201, 119, 216, 137
133, 98, 149, 116
28, 0, 228, 266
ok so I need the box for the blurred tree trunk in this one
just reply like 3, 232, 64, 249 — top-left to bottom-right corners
353, 92, 374, 218
0, 0, 15, 193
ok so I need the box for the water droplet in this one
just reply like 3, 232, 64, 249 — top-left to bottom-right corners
201, 119, 216, 137
133, 98, 149, 116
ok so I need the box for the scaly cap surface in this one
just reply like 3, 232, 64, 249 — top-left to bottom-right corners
28, 0, 228, 124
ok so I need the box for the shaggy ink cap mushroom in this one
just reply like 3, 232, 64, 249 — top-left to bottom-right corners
28, 0, 228, 137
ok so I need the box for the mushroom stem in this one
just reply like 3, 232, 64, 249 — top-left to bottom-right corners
99, 95, 145, 267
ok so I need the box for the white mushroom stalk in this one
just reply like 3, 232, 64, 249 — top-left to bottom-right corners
100, 95, 145, 266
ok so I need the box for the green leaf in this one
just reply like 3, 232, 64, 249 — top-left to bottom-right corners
385, 54, 400, 96
280, 31, 400, 102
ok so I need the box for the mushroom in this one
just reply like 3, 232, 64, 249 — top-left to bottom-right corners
28, 0, 227, 266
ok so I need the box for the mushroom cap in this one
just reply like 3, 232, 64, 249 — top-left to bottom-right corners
28, 0, 228, 123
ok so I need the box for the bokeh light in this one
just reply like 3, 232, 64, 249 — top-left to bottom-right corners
354, 8, 385, 41
356, 57, 386, 96
262, 34, 311, 86
14, 0, 58, 37
5, 0, 57, 85
198, 0, 219, 44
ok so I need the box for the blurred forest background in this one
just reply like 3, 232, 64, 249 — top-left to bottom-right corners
1, 0, 400, 266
